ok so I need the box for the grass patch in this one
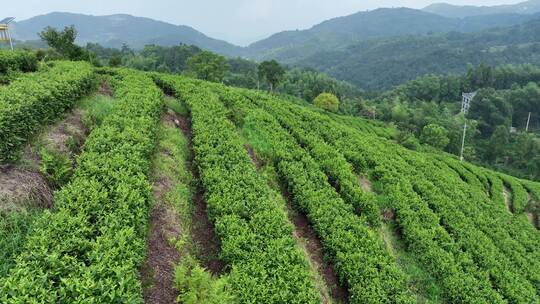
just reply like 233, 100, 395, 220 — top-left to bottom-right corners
80, 94, 116, 130
0, 209, 40, 278
380, 222, 444, 304
165, 96, 189, 116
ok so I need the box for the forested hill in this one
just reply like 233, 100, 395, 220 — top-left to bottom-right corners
243, 7, 536, 60
11, 12, 242, 56
423, 0, 540, 18
291, 16, 540, 90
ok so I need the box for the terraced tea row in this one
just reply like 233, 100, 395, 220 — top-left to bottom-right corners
0, 69, 163, 302
0, 61, 95, 162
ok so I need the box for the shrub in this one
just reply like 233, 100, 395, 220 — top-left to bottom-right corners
39, 147, 73, 189
313, 92, 339, 112
0, 50, 38, 74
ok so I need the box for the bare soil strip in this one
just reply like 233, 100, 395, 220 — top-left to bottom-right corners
503, 184, 513, 214
142, 204, 182, 304
142, 114, 182, 304
0, 107, 87, 212
359, 174, 373, 193
282, 187, 348, 304
526, 193, 539, 229
244, 144, 262, 171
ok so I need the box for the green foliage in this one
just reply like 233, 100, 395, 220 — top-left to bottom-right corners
313, 92, 340, 112
258, 60, 285, 92
280, 18, 540, 90
0, 61, 95, 163
370, 63, 540, 180
39, 147, 73, 189
281, 68, 361, 103
420, 124, 450, 149
175, 257, 233, 304
397, 131, 421, 150
0, 69, 163, 302
187, 51, 229, 83
39, 25, 91, 61
165, 97, 189, 117
205, 83, 414, 302
0, 50, 38, 75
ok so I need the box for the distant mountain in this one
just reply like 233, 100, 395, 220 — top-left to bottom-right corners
11, 12, 242, 56
243, 7, 536, 60
292, 16, 540, 90
423, 0, 540, 18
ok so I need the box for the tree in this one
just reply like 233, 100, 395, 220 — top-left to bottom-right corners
420, 124, 450, 150
485, 125, 509, 163
187, 51, 229, 83
39, 26, 88, 61
258, 60, 285, 92
313, 93, 340, 112
108, 55, 122, 67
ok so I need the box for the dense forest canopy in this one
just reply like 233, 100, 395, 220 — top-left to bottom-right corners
360, 64, 540, 180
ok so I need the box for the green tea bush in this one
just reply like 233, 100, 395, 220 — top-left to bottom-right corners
0, 69, 163, 302
0, 50, 38, 74
0, 61, 95, 163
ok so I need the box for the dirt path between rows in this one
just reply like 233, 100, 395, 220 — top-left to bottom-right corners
282, 187, 348, 304
141, 113, 183, 304
242, 135, 347, 303
503, 184, 513, 214
244, 144, 262, 171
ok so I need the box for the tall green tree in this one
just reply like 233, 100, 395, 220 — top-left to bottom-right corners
420, 124, 450, 149
39, 26, 88, 61
258, 60, 285, 92
187, 51, 229, 83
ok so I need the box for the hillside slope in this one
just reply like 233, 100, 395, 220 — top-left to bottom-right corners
290, 16, 540, 90
11, 12, 242, 56
0, 63, 539, 302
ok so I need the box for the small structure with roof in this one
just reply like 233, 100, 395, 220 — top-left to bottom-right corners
0, 17, 15, 50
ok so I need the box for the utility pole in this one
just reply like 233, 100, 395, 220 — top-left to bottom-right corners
460, 92, 476, 162
525, 112, 531, 132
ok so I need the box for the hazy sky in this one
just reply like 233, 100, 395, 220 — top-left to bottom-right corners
5, 0, 525, 45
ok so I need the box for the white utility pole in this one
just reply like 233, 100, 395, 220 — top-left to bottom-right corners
525, 112, 531, 132
460, 92, 476, 162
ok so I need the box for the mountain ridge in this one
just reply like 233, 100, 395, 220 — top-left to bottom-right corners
423, 0, 540, 18
12, 6, 538, 59
11, 12, 242, 56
